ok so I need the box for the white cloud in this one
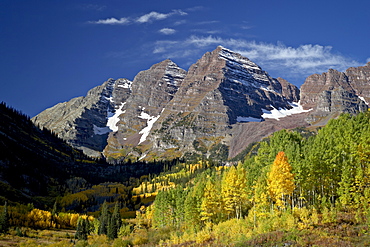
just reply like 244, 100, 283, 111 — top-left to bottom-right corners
186, 36, 360, 71
89, 9, 187, 26
136, 11, 168, 23
90, 17, 130, 25
159, 28, 176, 35
174, 20, 187, 26
195, 20, 220, 25
153, 35, 362, 84
191, 29, 221, 34
136, 10, 187, 23
233, 41, 361, 73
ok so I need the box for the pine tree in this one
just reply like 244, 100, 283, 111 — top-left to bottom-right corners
75, 217, 90, 240
98, 201, 110, 235
0, 201, 9, 233
108, 202, 121, 239
51, 200, 58, 227
267, 151, 295, 210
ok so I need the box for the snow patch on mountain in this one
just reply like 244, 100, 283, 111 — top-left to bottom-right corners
236, 101, 312, 123
358, 96, 369, 105
138, 109, 163, 144
218, 46, 261, 71
116, 79, 132, 90
163, 61, 185, 87
107, 102, 126, 132
218, 46, 279, 94
262, 101, 312, 120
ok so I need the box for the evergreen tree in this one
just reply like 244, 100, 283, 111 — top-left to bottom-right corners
108, 202, 121, 239
98, 201, 110, 235
0, 201, 9, 234
51, 201, 57, 216
75, 217, 90, 240
51, 200, 58, 227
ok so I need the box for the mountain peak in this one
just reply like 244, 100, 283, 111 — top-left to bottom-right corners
32, 46, 369, 162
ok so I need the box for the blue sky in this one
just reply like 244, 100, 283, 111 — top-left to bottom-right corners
1, 0, 369, 117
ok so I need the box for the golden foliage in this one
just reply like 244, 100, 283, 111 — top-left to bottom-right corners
267, 151, 295, 209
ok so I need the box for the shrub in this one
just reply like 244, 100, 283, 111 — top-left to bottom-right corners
213, 218, 252, 245
112, 238, 132, 247
131, 229, 149, 245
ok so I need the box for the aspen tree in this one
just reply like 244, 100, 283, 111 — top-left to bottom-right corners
200, 179, 221, 223
221, 164, 248, 219
250, 173, 270, 225
184, 182, 204, 232
267, 151, 295, 210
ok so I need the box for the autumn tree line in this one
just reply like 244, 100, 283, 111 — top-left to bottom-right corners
143, 112, 370, 240
0, 200, 132, 241
2, 112, 370, 245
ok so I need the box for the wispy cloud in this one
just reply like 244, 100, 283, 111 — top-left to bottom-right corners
191, 29, 221, 34
89, 17, 130, 25
136, 11, 170, 23
136, 10, 186, 23
89, 10, 187, 25
153, 35, 362, 83
233, 41, 361, 73
195, 20, 219, 25
159, 28, 176, 35
174, 20, 187, 26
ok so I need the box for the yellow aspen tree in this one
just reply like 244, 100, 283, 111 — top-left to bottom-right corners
267, 151, 295, 210
200, 179, 221, 224
221, 163, 249, 219
250, 174, 270, 226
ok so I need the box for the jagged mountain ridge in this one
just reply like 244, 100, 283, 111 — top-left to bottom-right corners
146, 47, 302, 160
32, 47, 370, 161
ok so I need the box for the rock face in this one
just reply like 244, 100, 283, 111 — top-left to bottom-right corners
32, 47, 370, 161
144, 47, 300, 161
346, 62, 370, 103
300, 65, 369, 124
103, 59, 187, 160
32, 78, 132, 157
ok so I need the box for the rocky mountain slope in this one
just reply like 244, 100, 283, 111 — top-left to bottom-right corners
300, 63, 370, 124
32, 47, 370, 161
